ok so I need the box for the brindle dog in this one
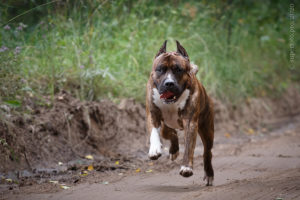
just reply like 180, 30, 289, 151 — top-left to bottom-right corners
146, 40, 214, 186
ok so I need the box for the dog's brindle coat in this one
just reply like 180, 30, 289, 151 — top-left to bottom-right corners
146, 41, 214, 186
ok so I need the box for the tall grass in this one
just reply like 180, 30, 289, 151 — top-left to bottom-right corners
0, 1, 298, 104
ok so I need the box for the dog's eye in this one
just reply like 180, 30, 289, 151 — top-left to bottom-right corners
155, 66, 165, 73
174, 65, 183, 73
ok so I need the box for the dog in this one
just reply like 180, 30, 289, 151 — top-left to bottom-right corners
146, 40, 214, 186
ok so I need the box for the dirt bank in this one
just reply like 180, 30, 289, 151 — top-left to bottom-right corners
0, 91, 147, 172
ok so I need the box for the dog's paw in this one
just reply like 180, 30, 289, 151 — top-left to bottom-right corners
148, 144, 162, 160
203, 175, 214, 186
169, 151, 179, 161
179, 166, 193, 177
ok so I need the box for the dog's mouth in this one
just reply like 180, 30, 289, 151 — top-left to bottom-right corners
160, 91, 177, 103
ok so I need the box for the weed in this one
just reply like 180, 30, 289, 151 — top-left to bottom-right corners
0, 1, 298, 104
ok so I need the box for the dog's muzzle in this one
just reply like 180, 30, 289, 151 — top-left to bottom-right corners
159, 79, 179, 104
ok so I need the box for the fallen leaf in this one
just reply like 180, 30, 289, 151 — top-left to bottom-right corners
60, 185, 71, 190
146, 169, 153, 173
85, 155, 94, 160
49, 180, 59, 184
58, 162, 63, 166
115, 161, 119, 165
87, 165, 94, 171
247, 128, 255, 135
224, 133, 231, 138
118, 173, 123, 176
135, 168, 141, 173
58, 96, 64, 100
81, 170, 88, 176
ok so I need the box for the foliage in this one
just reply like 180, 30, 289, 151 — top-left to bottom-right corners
0, 0, 299, 103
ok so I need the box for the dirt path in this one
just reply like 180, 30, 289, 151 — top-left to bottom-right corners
5, 116, 300, 200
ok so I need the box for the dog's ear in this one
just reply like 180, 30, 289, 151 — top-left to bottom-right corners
155, 40, 167, 58
176, 40, 189, 59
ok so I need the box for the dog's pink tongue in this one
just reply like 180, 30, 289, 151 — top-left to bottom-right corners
160, 91, 174, 99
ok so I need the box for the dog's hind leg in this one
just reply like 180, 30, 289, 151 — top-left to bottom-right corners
198, 120, 214, 186
161, 123, 179, 161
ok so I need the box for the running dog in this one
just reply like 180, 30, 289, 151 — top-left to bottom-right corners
146, 40, 214, 186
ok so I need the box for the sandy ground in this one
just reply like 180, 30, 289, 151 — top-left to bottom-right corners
4, 116, 300, 200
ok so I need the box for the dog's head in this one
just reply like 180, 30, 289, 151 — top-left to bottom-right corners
151, 40, 193, 104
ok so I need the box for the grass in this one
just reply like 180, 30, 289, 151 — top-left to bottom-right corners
0, 0, 298, 105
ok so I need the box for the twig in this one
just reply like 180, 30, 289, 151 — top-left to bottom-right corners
1, 0, 61, 27
23, 148, 32, 171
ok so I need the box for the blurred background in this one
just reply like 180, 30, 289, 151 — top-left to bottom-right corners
0, 0, 299, 104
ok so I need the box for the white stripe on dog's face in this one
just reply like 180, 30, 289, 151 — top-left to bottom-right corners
166, 73, 175, 83
148, 127, 162, 157
164, 73, 175, 83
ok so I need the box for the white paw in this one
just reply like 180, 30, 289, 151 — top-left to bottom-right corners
203, 174, 214, 186
148, 127, 162, 160
179, 166, 193, 177
148, 143, 162, 160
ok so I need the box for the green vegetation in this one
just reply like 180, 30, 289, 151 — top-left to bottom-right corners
0, 1, 299, 104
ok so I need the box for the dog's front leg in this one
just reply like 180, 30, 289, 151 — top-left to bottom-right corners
148, 125, 162, 160
180, 119, 198, 177
147, 109, 162, 160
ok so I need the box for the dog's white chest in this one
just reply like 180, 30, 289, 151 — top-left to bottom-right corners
152, 88, 190, 130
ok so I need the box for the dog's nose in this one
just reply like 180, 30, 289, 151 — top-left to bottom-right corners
164, 80, 175, 88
